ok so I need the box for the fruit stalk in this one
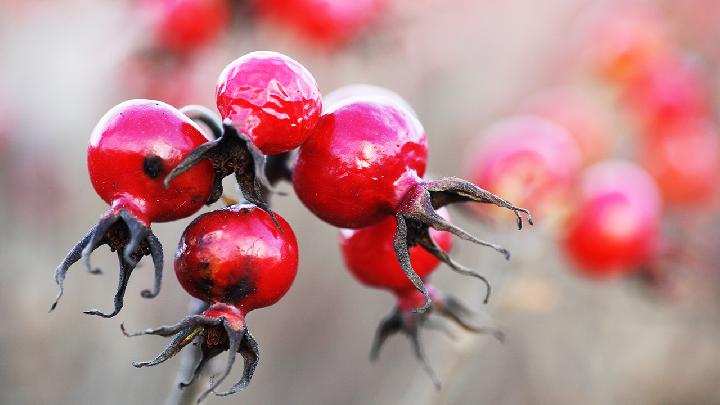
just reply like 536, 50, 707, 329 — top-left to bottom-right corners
164, 298, 210, 405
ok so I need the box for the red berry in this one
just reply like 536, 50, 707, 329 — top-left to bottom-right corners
340, 208, 502, 387
640, 119, 720, 207
465, 115, 581, 219
124, 204, 298, 401
52, 99, 215, 317
216, 51, 322, 155
294, 98, 427, 228
563, 160, 662, 277
175, 204, 299, 310
143, 0, 230, 55
164, 52, 321, 221
164, 52, 319, 223
295, 98, 531, 311
255, 0, 386, 47
88, 99, 214, 224
340, 208, 453, 295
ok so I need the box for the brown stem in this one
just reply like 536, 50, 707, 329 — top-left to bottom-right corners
164, 298, 210, 405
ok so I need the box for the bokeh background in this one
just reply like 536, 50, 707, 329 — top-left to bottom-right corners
1, 0, 720, 404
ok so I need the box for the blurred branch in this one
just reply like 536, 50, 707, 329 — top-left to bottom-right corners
165, 298, 210, 405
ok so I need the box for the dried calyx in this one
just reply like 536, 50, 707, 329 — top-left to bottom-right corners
164, 108, 280, 228
51, 208, 163, 317
394, 177, 533, 312
122, 303, 259, 403
371, 286, 504, 389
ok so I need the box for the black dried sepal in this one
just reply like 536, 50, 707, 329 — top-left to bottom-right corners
163, 123, 280, 229
122, 315, 259, 403
393, 177, 533, 312
50, 209, 163, 317
369, 290, 503, 389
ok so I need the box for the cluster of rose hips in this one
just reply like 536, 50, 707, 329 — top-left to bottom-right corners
463, 3, 719, 284
51, 50, 531, 400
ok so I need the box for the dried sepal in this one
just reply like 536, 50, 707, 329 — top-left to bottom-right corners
392, 177, 532, 312
50, 209, 163, 317
163, 123, 280, 230
122, 309, 260, 403
370, 288, 502, 389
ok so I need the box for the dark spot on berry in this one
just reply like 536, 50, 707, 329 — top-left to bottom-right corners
143, 155, 164, 179
195, 274, 215, 300
222, 276, 256, 304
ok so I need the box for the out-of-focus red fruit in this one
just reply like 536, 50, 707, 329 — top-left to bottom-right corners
521, 88, 611, 165
255, 0, 387, 47
323, 84, 417, 117
563, 160, 662, 278
623, 57, 709, 129
294, 99, 427, 228
141, 0, 230, 55
641, 119, 719, 207
582, 4, 671, 83
465, 115, 582, 220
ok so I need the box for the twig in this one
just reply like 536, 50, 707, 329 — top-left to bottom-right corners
165, 298, 210, 405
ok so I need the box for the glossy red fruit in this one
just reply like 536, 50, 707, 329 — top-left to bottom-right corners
175, 204, 299, 310
88, 99, 214, 224
520, 88, 610, 165
216, 51, 322, 155
52, 99, 215, 318
255, 0, 386, 47
465, 115, 581, 219
294, 98, 427, 228
641, 119, 720, 206
143, 0, 230, 55
125, 204, 298, 401
563, 160, 662, 277
340, 208, 453, 294
296, 98, 530, 313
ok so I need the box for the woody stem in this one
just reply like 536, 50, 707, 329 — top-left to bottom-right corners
164, 298, 210, 405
